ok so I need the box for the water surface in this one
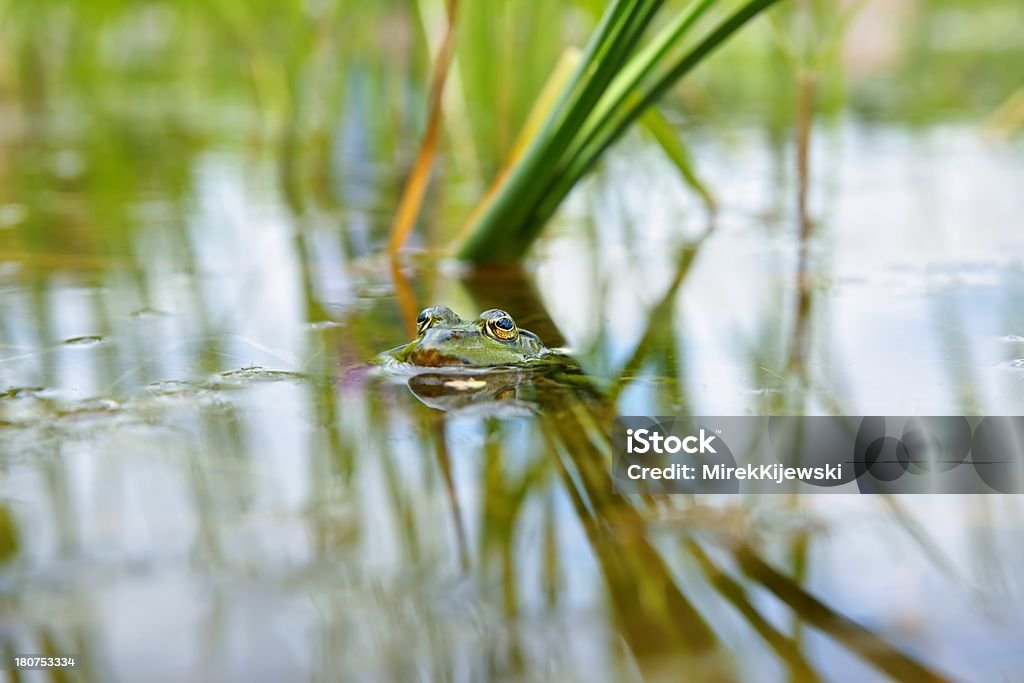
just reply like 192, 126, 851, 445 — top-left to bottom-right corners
2, 109, 1023, 681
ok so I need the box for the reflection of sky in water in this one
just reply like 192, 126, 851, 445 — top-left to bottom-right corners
539, 124, 1024, 415
2, 121, 1024, 681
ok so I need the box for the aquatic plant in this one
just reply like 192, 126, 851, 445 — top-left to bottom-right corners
453, 0, 784, 264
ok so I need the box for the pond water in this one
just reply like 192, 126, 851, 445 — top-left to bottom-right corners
2, 113, 1024, 682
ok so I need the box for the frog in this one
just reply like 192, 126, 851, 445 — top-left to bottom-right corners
382, 306, 557, 368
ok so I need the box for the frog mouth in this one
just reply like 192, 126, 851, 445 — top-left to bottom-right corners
405, 348, 473, 367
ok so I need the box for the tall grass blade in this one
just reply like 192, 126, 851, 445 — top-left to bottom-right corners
456, 0, 665, 260
456, 48, 582, 242
388, 0, 460, 255
456, 0, 783, 263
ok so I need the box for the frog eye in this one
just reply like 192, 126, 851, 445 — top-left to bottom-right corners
416, 306, 459, 335
483, 311, 518, 341
416, 309, 432, 334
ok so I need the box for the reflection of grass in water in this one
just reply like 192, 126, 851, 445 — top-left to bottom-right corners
450, 271, 956, 680
0, 272, 992, 680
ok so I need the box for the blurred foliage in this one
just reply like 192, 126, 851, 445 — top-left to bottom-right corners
0, 0, 1021, 259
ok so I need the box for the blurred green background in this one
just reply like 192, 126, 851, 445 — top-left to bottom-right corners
1, 1, 1024, 681
1, 0, 1021, 260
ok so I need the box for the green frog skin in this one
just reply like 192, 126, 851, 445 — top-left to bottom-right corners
384, 306, 553, 367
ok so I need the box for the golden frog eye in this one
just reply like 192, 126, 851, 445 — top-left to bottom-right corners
484, 312, 518, 341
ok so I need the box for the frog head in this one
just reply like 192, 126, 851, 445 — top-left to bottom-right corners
385, 306, 550, 367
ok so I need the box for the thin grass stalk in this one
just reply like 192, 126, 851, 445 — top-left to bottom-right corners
641, 107, 716, 210
454, 48, 581, 243
387, 0, 460, 254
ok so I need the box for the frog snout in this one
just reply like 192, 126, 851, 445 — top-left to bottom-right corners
429, 329, 465, 343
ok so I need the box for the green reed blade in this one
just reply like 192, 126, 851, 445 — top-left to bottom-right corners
457, 0, 782, 263
507, 0, 784, 253
456, 0, 646, 258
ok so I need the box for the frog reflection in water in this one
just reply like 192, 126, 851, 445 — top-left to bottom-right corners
385, 306, 556, 367
382, 306, 584, 411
